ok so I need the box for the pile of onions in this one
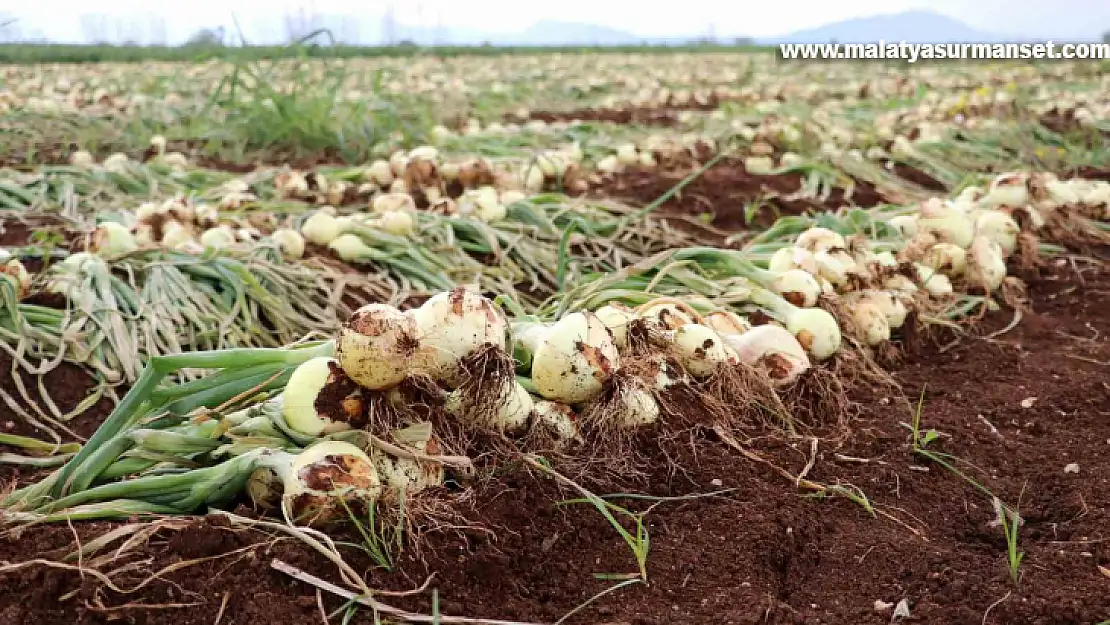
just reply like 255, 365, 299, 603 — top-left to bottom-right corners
276, 287, 522, 511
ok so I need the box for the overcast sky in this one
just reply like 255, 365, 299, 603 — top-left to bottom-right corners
3, 0, 1108, 44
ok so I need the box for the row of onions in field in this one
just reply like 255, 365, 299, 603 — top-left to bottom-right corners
7, 167, 1109, 526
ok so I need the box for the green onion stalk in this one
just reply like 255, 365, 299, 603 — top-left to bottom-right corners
47, 252, 144, 383
3, 341, 333, 512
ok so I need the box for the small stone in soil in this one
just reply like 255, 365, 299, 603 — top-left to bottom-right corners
1064, 463, 1080, 474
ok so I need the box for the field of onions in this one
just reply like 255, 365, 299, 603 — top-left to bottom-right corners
1, 51, 1109, 625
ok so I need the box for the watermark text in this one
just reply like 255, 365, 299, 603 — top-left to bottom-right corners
778, 41, 1110, 62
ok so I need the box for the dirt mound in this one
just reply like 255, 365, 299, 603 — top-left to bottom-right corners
591, 158, 885, 231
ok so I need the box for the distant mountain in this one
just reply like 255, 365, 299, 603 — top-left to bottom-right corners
385, 20, 676, 47
505, 20, 645, 46
764, 10, 1006, 44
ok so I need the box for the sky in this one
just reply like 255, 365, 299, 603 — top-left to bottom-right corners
2, 0, 1108, 44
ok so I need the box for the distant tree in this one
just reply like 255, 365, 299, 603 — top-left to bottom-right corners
186, 27, 226, 47
1103, 30, 1110, 44
733, 36, 754, 46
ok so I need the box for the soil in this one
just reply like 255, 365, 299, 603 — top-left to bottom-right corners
590, 158, 886, 230
0, 216, 80, 251
1039, 109, 1110, 140
890, 163, 948, 192
527, 107, 681, 127
0, 352, 117, 488
1, 256, 1107, 624
521, 96, 725, 127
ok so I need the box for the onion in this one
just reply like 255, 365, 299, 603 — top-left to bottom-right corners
921, 243, 967, 277
596, 155, 621, 174
365, 159, 394, 186
282, 357, 362, 436
1079, 181, 1110, 207
795, 227, 846, 253
200, 226, 236, 250
770, 269, 822, 307
616, 143, 639, 165
195, 204, 219, 228
848, 290, 908, 329
328, 234, 377, 263
884, 274, 918, 297
844, 298, 891, 345
912, 263, 954, 298
534, 154, 562, 177
376, 210, 415, 236
917, 205, 974, 249
161, 221, 195, 249
283, 441, 381, 526
768, 246, 818, 275
813, 251, 849, 286
102, 153, 131, 173
91, 222, 138, 256
389, 151, 409, 177
70, 150, 95, 168
981, 173, 1029, 208
371, 192, 415, 213
531, 311, 619, 404
645, 356, 685, 391
610, 382, 660, 428
974, 211, 1019, 257
704, 310, 751, 336
337, 303, 418, 390
410, 287, 509, 387
465, 187, 506, 222
2, 258, 30, 298
272, 229, 306, 259
1045, 178, 1080, 206
302, 211, 342, 246
637, 302, 692, 330
722, 324, 810, 386
531, 400, 581, 448
966, 235, 1007, 292
666, 323, 736, 378
874, 251, 899, 268
522, 165, 545, 192
748, 288, 841, 361
744, 155, 775, 175
135, 201, 163, 223
373, 424, 444, 497
445, 376, 533, 434
594, 303, 636, 350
